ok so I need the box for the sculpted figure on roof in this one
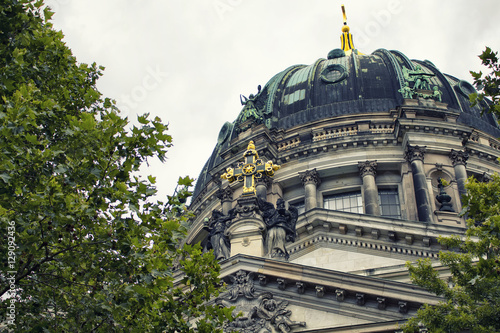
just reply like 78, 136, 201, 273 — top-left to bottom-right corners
203, 209, 235, 260
258, 198, 298, 260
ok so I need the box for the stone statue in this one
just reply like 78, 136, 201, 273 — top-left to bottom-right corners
258, 198, 298, 260
253, 293, 306, 333
203, 209, 234, 260
227, 270, 256, 301
218, 271, 307, 333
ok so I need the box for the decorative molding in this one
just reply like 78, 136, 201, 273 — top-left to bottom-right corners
234, 196, 260, 219
405, 144, 426, 163
315, 285, 325, 298
298, 168, 322, 186
219, 270, 307, 332
216, 186, 233, 203
255, 175, 273, 188
296, 282, 305, 294
398, 301, 408, 314
312, 125, 358, 142
288, 234, 441, 260
217, 258, 444, 323
358, 160, 378, 178
225, 270, 256, 301
449, 149, 469, 167
335, 289, 345, 301
356, 293, 366, 305
258, 274, 267, 286
377, 297, 386, 310
277, 137, 301, 151
277, 278, 287, 291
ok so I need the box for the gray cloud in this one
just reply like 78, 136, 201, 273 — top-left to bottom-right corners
44, 0, 500, 200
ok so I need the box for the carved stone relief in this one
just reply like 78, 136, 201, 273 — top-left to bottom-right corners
217, 270, 306, 333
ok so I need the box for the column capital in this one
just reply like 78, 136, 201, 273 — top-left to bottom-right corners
405, 144, 426, 163
299, 169, 321, 186
449, 149, 469, 166
255, 176, 273, 188
358, 160, 378, 178
216, 186, 233, 203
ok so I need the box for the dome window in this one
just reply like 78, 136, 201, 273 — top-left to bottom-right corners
320, 64, 348, 84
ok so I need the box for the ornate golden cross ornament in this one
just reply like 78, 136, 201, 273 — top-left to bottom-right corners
221, 141, 280, 196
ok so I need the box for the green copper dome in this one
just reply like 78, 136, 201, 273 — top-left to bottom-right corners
192, 48, 500, 198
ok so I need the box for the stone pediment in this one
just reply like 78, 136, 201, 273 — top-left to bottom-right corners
219, 255, 442, 332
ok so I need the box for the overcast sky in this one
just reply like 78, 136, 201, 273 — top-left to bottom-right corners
44, 0, 500, 201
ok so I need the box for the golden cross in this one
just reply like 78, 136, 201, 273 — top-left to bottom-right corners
221, 141, 280, 196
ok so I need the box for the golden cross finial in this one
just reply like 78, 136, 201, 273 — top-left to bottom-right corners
341, 4, 347, 25
340, 4, 355, 52
221, 141, 280, 196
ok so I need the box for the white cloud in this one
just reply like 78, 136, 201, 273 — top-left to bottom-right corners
44, 0, 500, 200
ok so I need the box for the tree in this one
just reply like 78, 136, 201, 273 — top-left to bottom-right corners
403, 48, 500, 333
470, 47, 500, 117
0, 1, 232, 331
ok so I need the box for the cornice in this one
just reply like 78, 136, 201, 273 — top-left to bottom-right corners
218, 255, 443, 318
290, 208, 464, 260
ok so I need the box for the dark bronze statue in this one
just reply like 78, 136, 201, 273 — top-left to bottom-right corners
258, 198, 298, 260
204, 209, 235, 260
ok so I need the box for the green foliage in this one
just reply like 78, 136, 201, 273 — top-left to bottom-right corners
404, 48, 500, 332
470, 47, 500, 117
0, 1, 232, 331
404, 175, 500, 332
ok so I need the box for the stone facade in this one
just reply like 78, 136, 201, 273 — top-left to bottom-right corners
185, 32, 500, 332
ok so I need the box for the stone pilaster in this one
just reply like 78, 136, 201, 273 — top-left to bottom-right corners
226, 196, 265, 257
449, 149, 469, 200
405, 144, 433, 223
216, 186, 233, 215
358, 161, 380, 216
299, 169, 321, 211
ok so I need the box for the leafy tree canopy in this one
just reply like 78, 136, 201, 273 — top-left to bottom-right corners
403, 48, 500, 333
0, 0, 232, 331
470, 46, 500, 117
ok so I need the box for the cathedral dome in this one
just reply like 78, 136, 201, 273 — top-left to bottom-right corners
186, 9, 500, 331
253, 48, 499, 134
192, 47, 500, 199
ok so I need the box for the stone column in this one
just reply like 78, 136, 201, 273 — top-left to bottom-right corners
216, 187, 233, 215
255, 177, 272, 202
405, 144, 433, 223
449, 149, 469, 200
298, 169, 321, 211
358, 161, 380, 216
